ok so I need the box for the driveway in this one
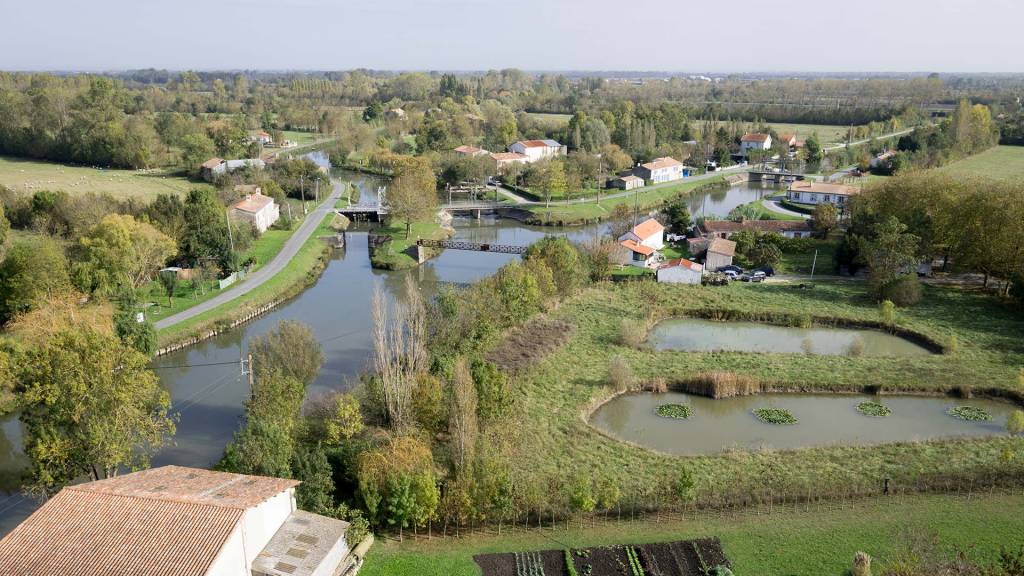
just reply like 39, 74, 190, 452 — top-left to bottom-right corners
762, 196, 810, 219
154, 187, 342, 330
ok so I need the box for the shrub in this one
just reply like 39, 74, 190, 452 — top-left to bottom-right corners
609, 356, 635, 392
618, 318, 647, 348
879, 299, 897, 329
1005, 410, 1024, 436
880, 274, 922, 307
644, 378, 668, 393
947, 406, 992, 422
945, 333, 959, 355
673, 466, 696, 502
753, 407, 798, 425
857, 401, 892, 417
679, 372, 761, 399
656, 404, 692, 419
852, 551, 872, 576
847, 337, 866, 357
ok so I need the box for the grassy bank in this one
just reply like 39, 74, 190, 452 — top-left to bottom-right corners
0, 156, 211, 200
526, 177, 727, 226
939, 145, 1024, 180
369, 220, 452, 270
490, 280, 1024, 510
155, 214, 336, 348
361, 491, 1024, 576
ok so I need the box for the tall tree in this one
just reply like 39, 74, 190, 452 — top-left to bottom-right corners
386, 157, 438, 239
72, 214, 177, 297
448, 359, 478, 478
0, 237, 71, 324
16, 327, 175, 498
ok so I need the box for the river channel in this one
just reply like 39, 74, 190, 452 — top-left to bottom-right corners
0, 163, 779, 533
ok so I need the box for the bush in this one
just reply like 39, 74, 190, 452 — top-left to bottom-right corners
618, 318, 647, 348
1008, 410, 1024, 436
947, 406, 992, 422
857, 401, 892, 417
879, 274, 922, 307
852, 551, 872, 576
609, 356, 634, 392
656, 404, 692, 419
753, 407, 798, 425
679, 372, 761, 399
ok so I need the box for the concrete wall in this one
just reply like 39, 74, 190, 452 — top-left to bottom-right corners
241, 490, 296, 566
204, 524, 248, 576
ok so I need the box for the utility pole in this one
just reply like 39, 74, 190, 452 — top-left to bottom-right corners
301, 174, 307, 215
243, 354, 255, 400
810, 249, 818, 278
315, 178, 320, 204
225, 209, 234, 253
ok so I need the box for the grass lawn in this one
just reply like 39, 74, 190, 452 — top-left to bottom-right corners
610, 265, 653, 278
524, 112, 573, 128
527, 177, 727, 225
369, 220, 452, 270
156, 213, 336, 346
142, 223, 299, 323
740, 198, 805, 221
475, 279, 1024, 520
0, 156, 210, 201
939, 145, 1024, 180
659, 243, 690, 260
775, 239, 837, 274
361, 491, 1024, 576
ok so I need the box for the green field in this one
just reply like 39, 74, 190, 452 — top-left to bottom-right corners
361, 491, 1024, 576
156, 213, 336, 346
939, 145, 1024, 180
697, 121, 855, 146
0, 156, 209, 200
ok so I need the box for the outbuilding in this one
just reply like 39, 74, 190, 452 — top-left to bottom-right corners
705, 237, 737, 271
657, 258, 704, 284
231, 191, 280, 234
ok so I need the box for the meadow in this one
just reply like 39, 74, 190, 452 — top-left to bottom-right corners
0, 156, 209, 200
939, 145, 1024, 180
361, 491, 1024, 576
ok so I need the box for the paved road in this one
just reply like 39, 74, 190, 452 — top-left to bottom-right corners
154, 187, 342, 330
823, 127, 917, 151
762, 197, 811, 219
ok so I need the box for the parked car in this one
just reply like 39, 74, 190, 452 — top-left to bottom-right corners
723, 269, 740, 279
753, 266, 774, 277
720, 265, 743, 275
739, 273, 764, 283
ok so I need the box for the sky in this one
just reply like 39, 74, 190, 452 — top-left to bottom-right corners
2, 0, 1022, 73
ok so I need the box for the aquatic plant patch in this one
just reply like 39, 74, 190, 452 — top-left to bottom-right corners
857, 401, 892, 417
753, 407, 798, 425
656, 403, 692, 419
948, 406, 993, 422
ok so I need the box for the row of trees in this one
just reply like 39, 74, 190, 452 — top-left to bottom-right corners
837, 171, 1024, 306
874, 100, 999, 174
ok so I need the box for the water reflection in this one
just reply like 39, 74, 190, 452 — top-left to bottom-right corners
591, 392, 1015, 455
648, 319, 932, 356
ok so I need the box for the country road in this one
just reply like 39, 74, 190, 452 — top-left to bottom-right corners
823, 127, 918, 151
154, 186, 342, 330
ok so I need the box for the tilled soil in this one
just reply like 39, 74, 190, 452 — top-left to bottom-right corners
474, 538, 730, 576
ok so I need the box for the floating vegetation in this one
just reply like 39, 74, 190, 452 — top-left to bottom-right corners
857, 401, 892, 417
656, 404, 692, 419
948, 406, 993, 422
753, 407, 798, 425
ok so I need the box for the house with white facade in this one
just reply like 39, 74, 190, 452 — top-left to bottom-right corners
609, 174, 644, 190
632, 157, 687, 184
252, 131, 273, 145
231, 191, 280, 234
786, 180, 859, 206
454, 145, 490, 157
617, 218, 665, 268
0, 465, 360, 576
740, 133, 772, 156
657, 258, 704, 284
507, 139, 566, 163
701, 219, 813, 239
489, 151, 529, 172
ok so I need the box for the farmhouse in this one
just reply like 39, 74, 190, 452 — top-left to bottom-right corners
632, 156, 687, 184
0, 466, 358, 576
231, 191, 280, 233
786, 180, 859, 206
200, 157, 226, 180
740, 133, 772, 155
454, 145, 489, 157
252, 130, 273, 145
618, 217, 665, 252
777, 133, 797, 148
507, 139, 566, 163
618, 239, 659, 268
701, 219, 814, 239
657, 258, 704, 284
609, 174, 644, 190
489, 151, 529, 172
705, 237, 737, 271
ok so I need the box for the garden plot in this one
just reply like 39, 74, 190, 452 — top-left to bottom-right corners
473, 538, 730, 576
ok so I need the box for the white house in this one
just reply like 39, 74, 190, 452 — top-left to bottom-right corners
657, 258, 704, 284
740, 133, 772, 155
618, 217, 665, 252
454, 145, 489, 157
0, 465, 359, 576
786, 180, 859, 206
618, 239, 659, 268
632, 157, 686, 184
252, 131, 273, 145
609, 174, 644, 190
507, 139, 566, 163
231, 191, 280, 233
705, 238, 737, 271
489, 151, 529, 172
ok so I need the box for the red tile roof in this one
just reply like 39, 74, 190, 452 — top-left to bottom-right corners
640, 157, 682, 171
702, 219, 812, 234
630, 217, 665, 241
659, 258, 703, 272
741, 133, 771, 143
490, 152, 527, 162
708, 238, 737, 257
517, 139, 551, 148
232, 193, 275, 214
454, 145, 486, 155
788, 180, 859, 196
620, 239, 655, 256
200, 157, 224, 169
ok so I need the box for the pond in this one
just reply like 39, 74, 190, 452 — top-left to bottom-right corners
0, 168, 810, 533
647, 318, 933, 356
590, 392, 1017, 455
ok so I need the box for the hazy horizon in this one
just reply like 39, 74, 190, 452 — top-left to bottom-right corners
2, 0, 1021, 73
